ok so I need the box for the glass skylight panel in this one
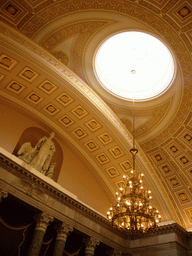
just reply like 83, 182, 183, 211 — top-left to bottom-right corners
94, 32, 175, 101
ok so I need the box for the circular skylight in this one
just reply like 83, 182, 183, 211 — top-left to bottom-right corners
94, 31, 175, 101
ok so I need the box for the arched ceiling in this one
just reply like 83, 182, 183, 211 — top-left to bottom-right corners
0, 0, 192, 231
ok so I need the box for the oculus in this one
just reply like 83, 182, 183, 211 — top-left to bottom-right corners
94, 31, 175, 101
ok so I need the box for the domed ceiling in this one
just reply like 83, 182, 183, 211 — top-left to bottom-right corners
0, 0, 192, 231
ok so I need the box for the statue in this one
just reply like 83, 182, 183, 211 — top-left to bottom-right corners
17, 132, 56, 178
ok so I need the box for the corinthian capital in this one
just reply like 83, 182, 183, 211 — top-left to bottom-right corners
55, 222, 74, 241
0, 189, 8, 203
85, 236, 100, 248
35, 212, 54, 232
58, 222, 73, 234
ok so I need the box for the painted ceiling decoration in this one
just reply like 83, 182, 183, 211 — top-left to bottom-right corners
0, 0, 192, 232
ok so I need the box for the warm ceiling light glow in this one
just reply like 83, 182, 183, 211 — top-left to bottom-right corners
94, 31, 175, 101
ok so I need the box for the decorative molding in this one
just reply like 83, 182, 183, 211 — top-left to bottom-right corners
34, 212, 54, 232
0, 151, 118, 234
0, 188, 8, 202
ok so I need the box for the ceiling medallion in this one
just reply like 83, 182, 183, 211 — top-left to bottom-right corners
94, 31, 175, 101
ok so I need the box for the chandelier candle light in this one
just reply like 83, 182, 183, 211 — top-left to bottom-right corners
107, 107, 161, 234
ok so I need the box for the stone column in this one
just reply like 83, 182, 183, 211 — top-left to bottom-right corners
27, 212, 54, 256
85, 237, 100, 256
53, 222, 73, 256
0, 189, 8, 202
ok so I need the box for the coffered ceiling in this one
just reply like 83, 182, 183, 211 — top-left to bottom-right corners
0, 0, 192, 231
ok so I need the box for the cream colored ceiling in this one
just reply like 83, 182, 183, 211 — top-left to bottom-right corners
0, 0, 192, 231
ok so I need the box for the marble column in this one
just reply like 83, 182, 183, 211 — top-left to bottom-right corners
53, 222, 73, 256
85, 237, 100, 256
0, 189, 8, 203
27, 212, 54, 256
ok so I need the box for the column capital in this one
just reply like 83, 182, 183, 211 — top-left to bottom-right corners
35, 212, 54, 232
57, 222, 74, 234
85, 236, 100, 255
85, 236, 100, 248
0, 189, 8, 203
55, 222, 74, 241
53, 222, 73, 256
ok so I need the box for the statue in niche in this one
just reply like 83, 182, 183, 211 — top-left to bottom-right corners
17, 132, 56, 178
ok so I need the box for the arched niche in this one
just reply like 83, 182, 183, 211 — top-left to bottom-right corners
12, 127, 63, 182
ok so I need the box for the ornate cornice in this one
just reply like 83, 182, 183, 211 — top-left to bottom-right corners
0, 151, 125, 238
126, 223, 190, 240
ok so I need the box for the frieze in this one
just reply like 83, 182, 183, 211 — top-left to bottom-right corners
41, 21, 109, 50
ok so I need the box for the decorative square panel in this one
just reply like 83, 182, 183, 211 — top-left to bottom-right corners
170, 2, 192, 27
59, 115, 74, 127
116, 180, 125, 190
95, 153, 109, 165
38, 80, 57, 94
56, 93, 73, 107
0, 54, 17, 70
154, 154, 163, 162
6, 81, 25, 94
109, 146, 124, 159
0, 74, 5, 81
18, 67, 38, 82
85, 119, 101, 132
119, 161, 132, 172
3, 3, 21, 18
26, 92, 43, 104
167, 176, 180, 189
85, 140, 99, 152
72, 127, 87, 139
179, 155, 190, 165
183, 133, 192, 143
185, 208, 192, 222
177, 5, 191, 19
106, 166, 119, 178
161, 165, 172, 175
72, 105, 88, 119
43, 103, 60, 116
2, 1, 28, 25
98, 132, 113, 145
169, 145, 179, 154
176, 190, 190, 204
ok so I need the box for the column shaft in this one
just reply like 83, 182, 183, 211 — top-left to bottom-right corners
27, 230, 45, 256
85, 237, 100, 256
27, 212, 53, 256
53, 222, 73, 256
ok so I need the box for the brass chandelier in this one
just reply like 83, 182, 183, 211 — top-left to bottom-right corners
107, 113, 161, 235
